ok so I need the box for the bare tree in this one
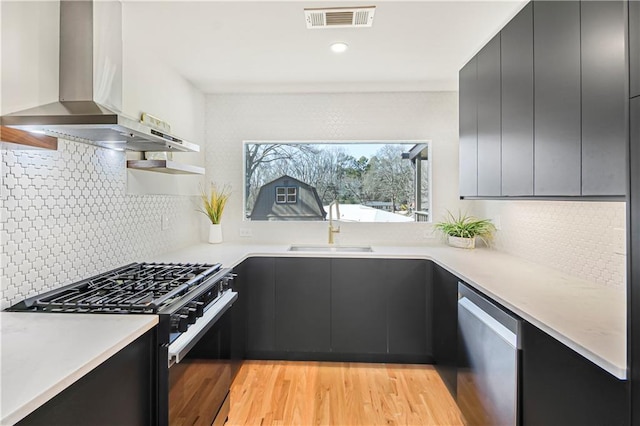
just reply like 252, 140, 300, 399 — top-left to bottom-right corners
363, 145, 414, 211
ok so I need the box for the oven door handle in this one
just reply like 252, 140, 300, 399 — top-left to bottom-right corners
167, 291, 238, 367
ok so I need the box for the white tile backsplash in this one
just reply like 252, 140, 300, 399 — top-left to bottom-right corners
1, 140, 200, 309
472, 200, 626, 288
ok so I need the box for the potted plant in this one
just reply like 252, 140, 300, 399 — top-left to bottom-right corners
434, 211, 496, 249
198, 183, 231, 244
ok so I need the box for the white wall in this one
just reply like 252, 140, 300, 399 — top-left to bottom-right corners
204, 92, 468, 244
1, 1, 59, 115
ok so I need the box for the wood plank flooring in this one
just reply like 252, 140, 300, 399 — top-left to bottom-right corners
227, 360, 465, 426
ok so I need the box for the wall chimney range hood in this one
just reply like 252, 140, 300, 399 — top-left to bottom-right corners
1, 1, 199, 153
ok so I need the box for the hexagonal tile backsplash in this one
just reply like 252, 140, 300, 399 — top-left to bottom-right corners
473, 200, 626, 288
1, 140, 199, 309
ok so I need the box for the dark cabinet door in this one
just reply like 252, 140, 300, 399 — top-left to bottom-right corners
244, 257, 276, 354
476, 34, 502, 197
18, 331, 155, 426
501, 3, 533, 196
631, 96, 640, 423
387, 259, 428, 356
459, 57, 478, 197
581, 1, 626, 196
533, 1, 581, 196
521, 322, 629, 425
432, 264, 459, 397
331, 258, 387, 354
631, 0, 640, 99
275, 258, 331, 353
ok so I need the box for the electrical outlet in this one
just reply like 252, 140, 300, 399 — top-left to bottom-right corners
613, 228, 626, 255
239, 228, 253, 238
161, 215, 170, 231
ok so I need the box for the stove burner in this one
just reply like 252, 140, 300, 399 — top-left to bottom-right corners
30, 263, 222, 313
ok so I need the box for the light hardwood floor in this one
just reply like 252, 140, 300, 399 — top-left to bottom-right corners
227, 360, 465, 426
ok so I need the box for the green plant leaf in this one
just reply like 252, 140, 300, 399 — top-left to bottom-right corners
434, 210, 496, 243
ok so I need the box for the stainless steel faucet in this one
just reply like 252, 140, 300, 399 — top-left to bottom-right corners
328, 200, 341, 244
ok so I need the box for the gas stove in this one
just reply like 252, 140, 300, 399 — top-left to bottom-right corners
7, 261, 239, 426
8, 262, 235, 336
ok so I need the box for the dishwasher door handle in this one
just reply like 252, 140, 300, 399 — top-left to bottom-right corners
458, 296, 518, 349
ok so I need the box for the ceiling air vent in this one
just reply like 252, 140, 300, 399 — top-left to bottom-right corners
304, 6, 376, 29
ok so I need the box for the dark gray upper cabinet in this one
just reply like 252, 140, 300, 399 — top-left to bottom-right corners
459, 57, 478, 197
275, 258, 331, 353
331, 258, 387, 354
581, 1, 626, 196
631, 97, 640, 418
631, 0, 640, 99
533, 1, 582, 196
501, 3, 533, 196
476, 34, 502, 196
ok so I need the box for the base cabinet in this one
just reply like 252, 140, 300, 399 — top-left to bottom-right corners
275, 257, 331, 353
331, 258, 388, 355
432, 264, 459, 396
17, 330, 156, 426
240, 257, 431, 362
522, 322, 629, 425
243, 257, 276, 354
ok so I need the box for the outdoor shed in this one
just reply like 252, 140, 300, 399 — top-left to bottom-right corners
250, 175, 327, 221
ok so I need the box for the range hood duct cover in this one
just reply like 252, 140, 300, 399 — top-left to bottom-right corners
1, 1, 199, 152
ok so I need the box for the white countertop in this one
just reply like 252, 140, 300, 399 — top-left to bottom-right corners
150, 242, 627, 380
0, 312, 158, 425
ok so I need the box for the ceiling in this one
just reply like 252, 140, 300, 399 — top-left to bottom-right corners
123, 1, 528, 94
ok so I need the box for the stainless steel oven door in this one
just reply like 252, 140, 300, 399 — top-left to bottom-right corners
168, 291, 237, 426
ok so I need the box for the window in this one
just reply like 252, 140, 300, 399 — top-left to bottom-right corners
245, 141, 431, 222
276, 186, 297, 204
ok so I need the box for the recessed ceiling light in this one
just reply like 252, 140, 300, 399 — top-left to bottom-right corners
330, 42, 349, 53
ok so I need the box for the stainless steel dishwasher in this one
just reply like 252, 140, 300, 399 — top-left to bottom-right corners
457, 282, 521, 426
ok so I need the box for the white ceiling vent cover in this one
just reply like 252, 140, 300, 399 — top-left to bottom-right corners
304, 6, 376, 29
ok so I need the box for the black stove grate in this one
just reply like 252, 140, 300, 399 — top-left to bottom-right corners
30, 262, 221, 313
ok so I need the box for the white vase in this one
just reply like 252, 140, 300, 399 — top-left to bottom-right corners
208, 224, 223, 244
448, 235, 475, 249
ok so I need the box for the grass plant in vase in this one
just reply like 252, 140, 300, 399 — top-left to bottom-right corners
434, 211, 496, 249
198, 182, 231, 244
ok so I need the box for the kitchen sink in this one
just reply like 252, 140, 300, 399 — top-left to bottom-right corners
288, 244, 373, 253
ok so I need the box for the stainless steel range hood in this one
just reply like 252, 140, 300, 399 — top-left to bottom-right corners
1, 1, 199, 153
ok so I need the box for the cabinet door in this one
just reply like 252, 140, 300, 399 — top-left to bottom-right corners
581, 1, 626, 196
476, 34, 502, 197
387, 259, 428, 356
521, 322, 629, 425
631, 0, 640, 99
432, 264, 459, 397
244, 257, 276, 354
275, 258, 331, 353
631, 96, 640, 423
501, 3, 533, 196
331, 258, 387, 354
533, 1, 581, 196
459, 57, 478, 197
